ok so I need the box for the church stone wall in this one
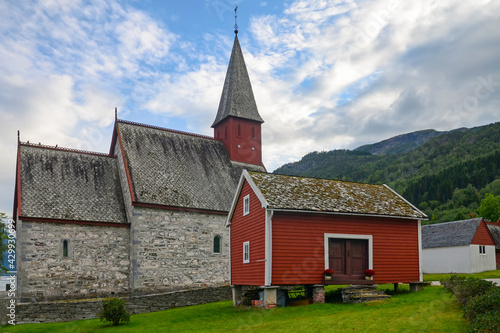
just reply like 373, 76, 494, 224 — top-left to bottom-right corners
130, 207, 230, 294
18, 221, 130, 302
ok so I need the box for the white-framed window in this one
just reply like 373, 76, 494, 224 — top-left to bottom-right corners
243, 241, 250, 263
479, 245, 486, 255
243, 194, 250, 216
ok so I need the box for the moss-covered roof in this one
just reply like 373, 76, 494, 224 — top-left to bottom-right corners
119, 121, 265, 211
248, 172, 426, 219
19, 144, 127, 223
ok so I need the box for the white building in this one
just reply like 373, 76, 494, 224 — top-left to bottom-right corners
421, 218, 497, 274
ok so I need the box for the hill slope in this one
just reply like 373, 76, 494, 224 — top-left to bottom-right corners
274, 122, 500, 223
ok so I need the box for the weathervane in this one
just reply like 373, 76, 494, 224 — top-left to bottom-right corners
234, 4, 238, 35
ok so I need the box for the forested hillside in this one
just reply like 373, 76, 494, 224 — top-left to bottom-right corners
274, 122, 500, 224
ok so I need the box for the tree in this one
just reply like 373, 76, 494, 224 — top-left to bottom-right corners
478, 194, 500, 222
0, 212, 9, 273
98, 298, 131, 326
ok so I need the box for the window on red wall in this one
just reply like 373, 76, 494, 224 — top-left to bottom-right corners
251, 127, 255, 139
225, 126, 227, 138
243, 241, 250, 263
243, 194, 250, 216
237, 124, 241, 137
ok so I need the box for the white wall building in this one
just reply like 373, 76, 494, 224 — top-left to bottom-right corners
422, 218, 497, 274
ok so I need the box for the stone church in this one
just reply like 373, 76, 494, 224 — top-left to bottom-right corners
13, 34, 266, 302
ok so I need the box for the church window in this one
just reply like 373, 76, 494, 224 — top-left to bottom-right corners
63, 240, 69, 258
214, 235, 221, 253
237, 124, 241, 137
243, 241, 250, 263
243, 194, 250, 216
251, 127, 255, 139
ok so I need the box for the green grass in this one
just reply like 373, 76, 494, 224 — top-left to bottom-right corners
423, 269, 500, 282
2, 287, 467, 333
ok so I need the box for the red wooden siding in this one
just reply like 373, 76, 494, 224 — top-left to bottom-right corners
230, 181, 266, 285
271, 212, 420, 285
495, 251, 500, 269
471, 221, 496, 246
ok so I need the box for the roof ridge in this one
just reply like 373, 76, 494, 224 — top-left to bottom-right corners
255, 171, 385, 187
20, 142, 113, 158
117, 119, 215, 140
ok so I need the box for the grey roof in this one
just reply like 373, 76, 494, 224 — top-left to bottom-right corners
247, 172, 426, 219
212, 36, 264, 127
487, 224, 500, 250
421, 219, 483, 249
118, 121, 265, 212
19, 144, 127, 223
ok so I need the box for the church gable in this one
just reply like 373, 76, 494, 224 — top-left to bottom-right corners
115, 120, 264, 212
17, 144, 127, 223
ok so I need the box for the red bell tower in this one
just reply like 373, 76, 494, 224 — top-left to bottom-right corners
212, 34, 264, 167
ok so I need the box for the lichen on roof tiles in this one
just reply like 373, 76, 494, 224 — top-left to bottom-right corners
248, 172, 426, 219
20, 145, 127, 223
118, 122, 265, 211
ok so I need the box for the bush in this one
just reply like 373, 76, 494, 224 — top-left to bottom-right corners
98, 297, 131, 326
464, 287, 500, 321
440, 274, 467, 292
466, 311, 500, 333
453, 278, 495, 306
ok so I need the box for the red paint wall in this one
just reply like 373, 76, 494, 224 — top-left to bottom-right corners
230, 181, 266, 285
214, 117, 263, 166
271, 212, 420, 285
471, 221, 496, 246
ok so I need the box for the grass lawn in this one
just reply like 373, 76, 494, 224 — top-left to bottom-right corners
2, 286, 468, 333
423, 269, 500, 282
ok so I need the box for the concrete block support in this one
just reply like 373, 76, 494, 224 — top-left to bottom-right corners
263, 286, 279, 309
231, 285, 243, 306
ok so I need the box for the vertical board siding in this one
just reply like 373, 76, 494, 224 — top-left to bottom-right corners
471, 221, 496, 246
230, 181, 266, 285
271, 212, 420, 285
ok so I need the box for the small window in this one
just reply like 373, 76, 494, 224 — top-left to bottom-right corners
214, 235, 221, 254
243, 194, 250, 216
63, 240, 69, 258
237, 124, 241, 137
243, 241, 250, 263
251, 127, 255, 139
479, 245, 486, 254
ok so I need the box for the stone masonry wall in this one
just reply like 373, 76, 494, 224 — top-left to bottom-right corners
130, 207, 230, 294
1, 286, 232, 325
18, 221, 130, 302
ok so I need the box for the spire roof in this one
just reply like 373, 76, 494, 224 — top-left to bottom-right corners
212, 36, 264, 127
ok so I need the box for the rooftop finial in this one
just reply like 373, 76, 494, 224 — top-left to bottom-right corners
17, 130, 20, 143
234, 4, 238, 35
115, 107, 118, 121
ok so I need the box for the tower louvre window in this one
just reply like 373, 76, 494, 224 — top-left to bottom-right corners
237, 124, 241, 137
251, 127, 255, 139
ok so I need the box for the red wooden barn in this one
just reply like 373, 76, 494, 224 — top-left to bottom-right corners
226, 171, 427, 306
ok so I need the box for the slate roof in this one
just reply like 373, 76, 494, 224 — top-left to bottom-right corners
247, 172, 426, 219
487, 224, 500, 250
18, 144, 127, 223
421, 219, 483, 249
117, 121, 265, 212
212, 36, 264, 127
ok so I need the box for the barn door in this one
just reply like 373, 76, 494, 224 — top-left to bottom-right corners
328, 238, 368, 280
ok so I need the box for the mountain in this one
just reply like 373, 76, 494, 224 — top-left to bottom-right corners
274, 121, 500, 223
354, 129, 448, 155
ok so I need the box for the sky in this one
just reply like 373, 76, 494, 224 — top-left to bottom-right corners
1, 0, 500, 217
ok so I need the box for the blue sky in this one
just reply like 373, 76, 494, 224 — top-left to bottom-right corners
1, 0, 500, 216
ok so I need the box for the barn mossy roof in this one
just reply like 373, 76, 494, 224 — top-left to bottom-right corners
247, 172, 426, 219
118, 121, 265, 211
19, 144, 127, 223
421, 218, 483, 248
